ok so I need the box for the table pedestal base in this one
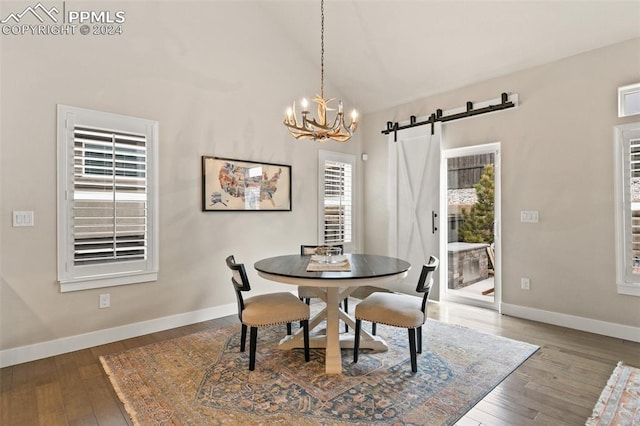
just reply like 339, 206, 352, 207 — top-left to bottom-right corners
279, 287, 388, 374
279, 331, 388, 350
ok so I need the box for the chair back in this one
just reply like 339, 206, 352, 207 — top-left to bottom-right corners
225, 255, 250, 320
416, 256, 439, 315
300, 244, 344, 255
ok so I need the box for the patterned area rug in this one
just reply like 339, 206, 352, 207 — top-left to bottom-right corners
100, 319, 538, 425
587, 362, 640, 426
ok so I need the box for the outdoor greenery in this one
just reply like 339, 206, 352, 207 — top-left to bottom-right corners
459, 164, 494, 244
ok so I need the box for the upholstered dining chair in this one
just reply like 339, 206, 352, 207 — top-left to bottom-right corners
353, 256, 439, 373
226, 255, 310, 371
348, 284, 394, 335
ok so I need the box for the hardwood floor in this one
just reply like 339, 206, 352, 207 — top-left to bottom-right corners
1, 302, 638, 425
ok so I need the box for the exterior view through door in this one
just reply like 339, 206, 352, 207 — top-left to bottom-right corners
443, 145, 500, 309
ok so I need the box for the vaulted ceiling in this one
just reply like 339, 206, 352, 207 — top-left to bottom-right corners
260, 0, 640, 114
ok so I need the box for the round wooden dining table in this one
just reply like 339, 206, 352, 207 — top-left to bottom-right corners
254, 253, 411, 374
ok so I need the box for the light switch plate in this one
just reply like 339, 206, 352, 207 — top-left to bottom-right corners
12, 211, 34, 227
520, 210, 539, 223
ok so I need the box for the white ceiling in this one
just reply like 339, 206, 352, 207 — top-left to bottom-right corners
260, 0, 640, 114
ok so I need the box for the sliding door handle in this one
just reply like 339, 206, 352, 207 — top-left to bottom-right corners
432, 211, 438, 234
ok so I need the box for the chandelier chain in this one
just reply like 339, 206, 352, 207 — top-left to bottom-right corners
320, 0, 324, 99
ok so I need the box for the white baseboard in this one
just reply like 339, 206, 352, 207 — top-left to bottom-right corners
4, 301, 637, 368
0, 303, 238, 368
501, 303, 640, 343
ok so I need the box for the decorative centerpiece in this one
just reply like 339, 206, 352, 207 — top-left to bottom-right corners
313, 245, 343, 264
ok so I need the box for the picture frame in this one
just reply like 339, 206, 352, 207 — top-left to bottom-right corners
202, 156, 292, 211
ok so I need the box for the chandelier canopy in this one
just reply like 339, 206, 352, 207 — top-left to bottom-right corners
283, 0, 358, 143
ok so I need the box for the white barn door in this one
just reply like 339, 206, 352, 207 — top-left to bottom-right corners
388, 124, 441, 298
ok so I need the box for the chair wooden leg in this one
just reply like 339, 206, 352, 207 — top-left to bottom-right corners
299, 299, 307, 327
417, 326, 422, 353
408, 328, 417, 373
249, 327, 258, 371
302, 320, 310, 362
287, 323, 292, 335
240, 324, 247, 352
353, 319, 362, 363
372, 322, 377, 336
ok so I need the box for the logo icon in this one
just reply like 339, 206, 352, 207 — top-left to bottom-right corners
1, 2, 59, 24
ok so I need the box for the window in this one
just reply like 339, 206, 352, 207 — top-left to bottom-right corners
318, 151, 355, 251
614, 121, 640, 296
618, 83, 640, 117
57, 105, 159, 292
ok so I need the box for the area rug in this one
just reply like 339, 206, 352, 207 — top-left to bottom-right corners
100, 319, 538, 425
586, 361, 640, 426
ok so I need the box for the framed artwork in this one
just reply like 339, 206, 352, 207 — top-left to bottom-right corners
202, 156, 292, 211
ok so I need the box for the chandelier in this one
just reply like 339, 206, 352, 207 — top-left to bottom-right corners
283, 0, 358, 143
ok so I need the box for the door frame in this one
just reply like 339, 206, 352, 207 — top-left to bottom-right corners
439, 142, 501, 311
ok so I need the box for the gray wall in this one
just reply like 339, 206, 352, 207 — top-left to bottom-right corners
362, 38, 640, 328
0, 1, 362, 351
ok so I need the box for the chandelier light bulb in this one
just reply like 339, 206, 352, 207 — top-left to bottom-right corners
301, 98, 309, 110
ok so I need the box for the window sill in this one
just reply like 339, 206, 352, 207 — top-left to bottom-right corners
59, 271, 158, 293
617, 282, 640, 297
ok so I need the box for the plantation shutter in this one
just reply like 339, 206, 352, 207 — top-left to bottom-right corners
322, 159, 352, 245
627, 136, 640, 278
58, 105, 158, 292
73, 126, 148, 265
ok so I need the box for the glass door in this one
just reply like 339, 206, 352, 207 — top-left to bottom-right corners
441, 144, 500, 310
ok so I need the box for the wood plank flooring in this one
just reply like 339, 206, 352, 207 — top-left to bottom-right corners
1, 302, 638, 425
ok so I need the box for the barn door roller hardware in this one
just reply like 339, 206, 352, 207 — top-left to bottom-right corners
382, 92, 515, 141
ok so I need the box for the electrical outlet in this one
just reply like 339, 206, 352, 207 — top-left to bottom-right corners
99, 293, 110, 308
520, 278, 530, 290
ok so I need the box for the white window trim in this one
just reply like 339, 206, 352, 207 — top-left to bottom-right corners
618, 83, 640, 118
57, 105, 159, 292
614, 121, 640, 296
318, 150, 356, 252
